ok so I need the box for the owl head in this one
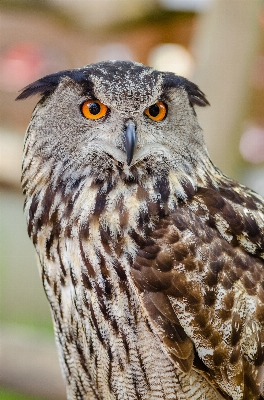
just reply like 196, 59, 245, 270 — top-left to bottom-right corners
17, 61, 211, 191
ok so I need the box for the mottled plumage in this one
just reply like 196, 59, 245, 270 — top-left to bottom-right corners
18, 61, 264, 399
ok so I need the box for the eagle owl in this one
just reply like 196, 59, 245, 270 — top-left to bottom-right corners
17, 61, 264, 400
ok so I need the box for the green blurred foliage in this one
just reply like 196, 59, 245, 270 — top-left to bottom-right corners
0, 386, 47, 400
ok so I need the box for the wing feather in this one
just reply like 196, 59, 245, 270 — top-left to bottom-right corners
130, 182, 264, 399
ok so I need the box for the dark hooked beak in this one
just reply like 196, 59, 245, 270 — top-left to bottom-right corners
124, 121, 137, 166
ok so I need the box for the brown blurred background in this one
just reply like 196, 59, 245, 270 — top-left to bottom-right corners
0, 1, 263, 399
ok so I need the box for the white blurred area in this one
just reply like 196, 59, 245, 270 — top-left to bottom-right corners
47, 0, 155, 28
148, 43, 194, 77
239, 123, 264, 194
160, 0, 213, 11
239, 123, 264, 164
95, 42, 134, 63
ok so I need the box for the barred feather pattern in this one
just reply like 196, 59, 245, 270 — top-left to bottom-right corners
20, 61, 264, 400
22, 133, 264, 399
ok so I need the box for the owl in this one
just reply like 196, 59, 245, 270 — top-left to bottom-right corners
17, 61, 264, 400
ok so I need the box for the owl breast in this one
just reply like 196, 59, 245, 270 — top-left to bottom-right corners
31, 171, 222, 400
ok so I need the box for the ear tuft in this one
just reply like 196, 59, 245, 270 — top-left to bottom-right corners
182, 78, 210, 107
15, 69, 88, 101
163, 73, 210, 107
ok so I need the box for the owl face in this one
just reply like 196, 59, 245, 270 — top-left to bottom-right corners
19, 61, 209, 183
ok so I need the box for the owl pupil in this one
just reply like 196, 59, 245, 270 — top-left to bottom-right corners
89, 102, 101, 115
149, 104, 160, 117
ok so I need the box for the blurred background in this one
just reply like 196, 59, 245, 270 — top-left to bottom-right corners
0, 0, 264, 399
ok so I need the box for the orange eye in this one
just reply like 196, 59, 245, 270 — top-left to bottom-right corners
81, 100, 108, 120
144, 101, 167, 121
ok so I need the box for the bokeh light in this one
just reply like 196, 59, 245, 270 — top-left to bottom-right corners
239, 123, 264, 164
148, 43, 194, 77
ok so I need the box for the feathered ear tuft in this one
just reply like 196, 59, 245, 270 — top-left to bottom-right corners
16, 71, 68, 100
163, 73, 210, 107
15, 69, 89, 101
181, 78, 210, 107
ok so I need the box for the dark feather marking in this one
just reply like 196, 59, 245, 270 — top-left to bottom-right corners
212, 346, 228, 367
98, 253, 112, 298
79, 224, 90, 241
172, 242, 188, 261
94, 181, 113, 214
204, 289, 216, 307
218, 308, 231, 322
137, 353, 150, 391
138, 209, 150, 229
57, 242, 67, 277
53, 280, 58, 297
130, 229, 148, 247
113, 260, 127, 281
223, 292, 235, 310
181, 179, 196, 200
107, 353, 113, 394
162, 73, 210, 107
82, 272, 92, 290
60, 276, 66, 286
155, 251, 174, 272
75, 384, 83, 399
79, 240, 96, 278
38, 185, 57, 229
58, 292, 64, 319
89, 305, 104, 345
193, 347, 210, 374
63, 354, 71, 380
70, 267, 78, 287
171, 214, 187, 231
45, 233, 54, 260
194, 310, 209, 329
154, 177, 170, 203
16, 68, 95, 100
210, 259, 225, 275
28, 195, 39, 238
76, 341, 89, 375
93, 283, 108, 317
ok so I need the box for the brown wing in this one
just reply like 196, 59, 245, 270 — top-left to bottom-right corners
130, 181, 264, 399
